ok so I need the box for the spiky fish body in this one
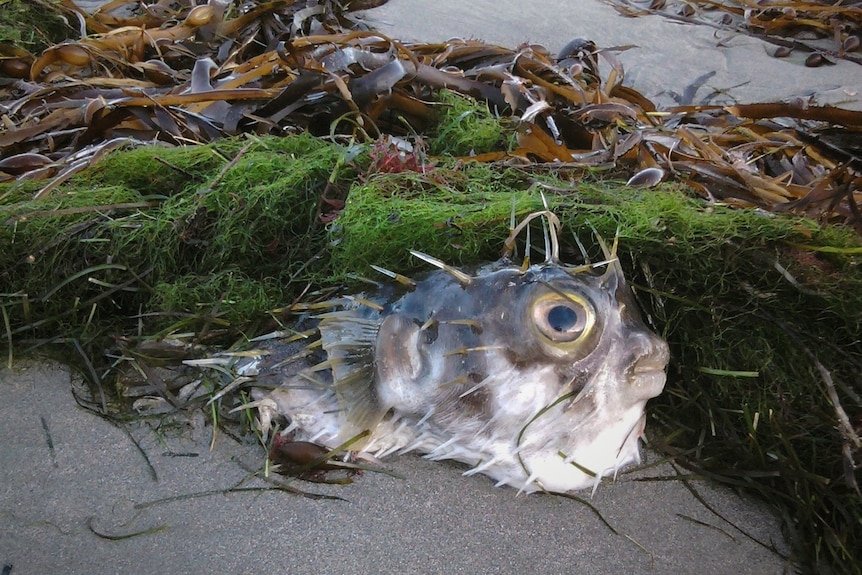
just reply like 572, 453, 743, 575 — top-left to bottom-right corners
243, 215, 669, 493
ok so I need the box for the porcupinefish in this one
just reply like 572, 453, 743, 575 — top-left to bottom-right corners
240, 210, 669, 493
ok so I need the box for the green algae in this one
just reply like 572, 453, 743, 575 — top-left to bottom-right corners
427, 90, 513, 156
0, 0, 70, 54
0, 134, 356, 339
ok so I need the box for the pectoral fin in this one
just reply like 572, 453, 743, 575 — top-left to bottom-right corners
317, 310, 387, 440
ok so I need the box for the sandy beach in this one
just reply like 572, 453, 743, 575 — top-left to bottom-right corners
359, 0, 861, 110
1, 360, 789, 574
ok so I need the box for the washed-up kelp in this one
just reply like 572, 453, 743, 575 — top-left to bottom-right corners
605, 0, 862, 66
1, 0, 861, 231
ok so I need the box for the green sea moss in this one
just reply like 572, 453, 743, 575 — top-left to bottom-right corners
0, 0, 71, 54
427, 90, 512, 156
0, 134, 356, 340
330, 164, 529, 274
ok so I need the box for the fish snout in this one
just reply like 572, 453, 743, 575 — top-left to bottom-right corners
624, 331, 670, 401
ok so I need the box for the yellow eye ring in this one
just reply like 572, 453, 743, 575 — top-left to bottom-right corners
531, 292, 595, 344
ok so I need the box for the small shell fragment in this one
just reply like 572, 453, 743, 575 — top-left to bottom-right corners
626, 167, 665, 188
0, 153, 53, 175
805, 53, 824, 67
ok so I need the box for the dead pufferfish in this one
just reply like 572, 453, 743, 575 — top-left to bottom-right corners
239, 211, 669, 494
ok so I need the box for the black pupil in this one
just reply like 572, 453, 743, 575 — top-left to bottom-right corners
547, 305, 578, 333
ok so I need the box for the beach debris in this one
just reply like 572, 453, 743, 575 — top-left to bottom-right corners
1, 0, 861, 230
604, 0, 862, 66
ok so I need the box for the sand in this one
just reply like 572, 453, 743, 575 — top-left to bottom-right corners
0, 360, 790, 574
357, 0, 861, 110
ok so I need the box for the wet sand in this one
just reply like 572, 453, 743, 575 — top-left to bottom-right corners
1, 360, 790, 574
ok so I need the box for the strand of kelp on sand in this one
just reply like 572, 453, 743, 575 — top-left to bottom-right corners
605, 0, 862, 67
1, 0, 861, 231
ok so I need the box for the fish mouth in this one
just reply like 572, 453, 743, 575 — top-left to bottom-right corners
626, 338, 670, 399
632, 364, 667, 380
627, 364, 667, 399
633, 362, 666, 374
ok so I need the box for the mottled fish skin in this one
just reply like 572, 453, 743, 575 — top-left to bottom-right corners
246, 236, 669, 493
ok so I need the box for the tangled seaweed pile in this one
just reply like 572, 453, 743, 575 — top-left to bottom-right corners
1, 0, 861, 229
606, 0, 862, 67
1, 0, 862, 573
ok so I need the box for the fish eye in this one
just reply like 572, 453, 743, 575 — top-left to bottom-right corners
531, 293, 595, 344
547, 305, 578, 332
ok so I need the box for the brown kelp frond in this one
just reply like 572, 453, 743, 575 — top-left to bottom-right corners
2, 0, 861, 229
